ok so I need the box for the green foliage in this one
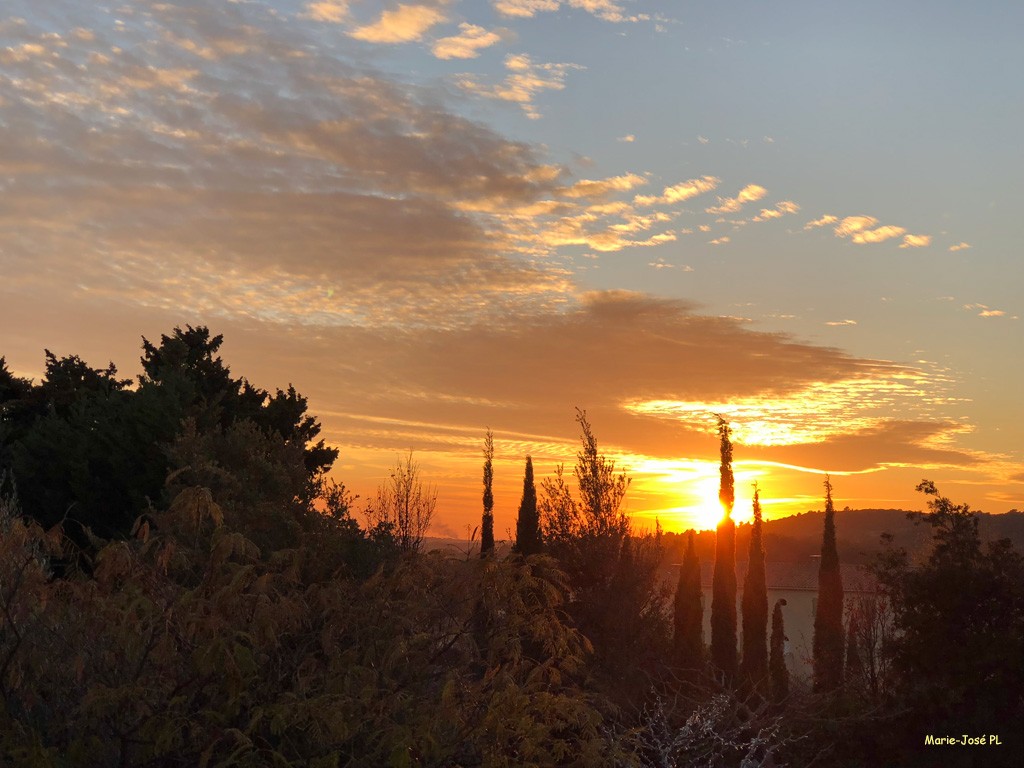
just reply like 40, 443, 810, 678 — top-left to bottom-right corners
740, 486, 768, 694
711, 418, 737, 684
513, 456, 542, 556
672, 531, 703, 670
481, 428, 495, 558
812, 476, 844, 693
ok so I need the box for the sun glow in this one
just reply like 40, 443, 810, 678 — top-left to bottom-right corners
629, 457, 762, 531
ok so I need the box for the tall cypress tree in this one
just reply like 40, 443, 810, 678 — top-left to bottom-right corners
711, 417, 738, 683
813, 475, 845, 692
770, 598, 789, 703
480, 428, 495, 558
845, 612, 863, 689
741, 484, 768, 693
673, 530, 703, 669
513, 456, 541, 555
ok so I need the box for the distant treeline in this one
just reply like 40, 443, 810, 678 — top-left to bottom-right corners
663, 507, 1024, 566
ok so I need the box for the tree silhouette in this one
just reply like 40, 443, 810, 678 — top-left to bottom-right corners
513, 455, 541, 556
711, 417, 738, 683
770, 598, 789, 704
673, 529, 703, 670
741, 484, 768, 694
812, 476, 844, 693
481, 428, 495, 558
365, 451, 436, 553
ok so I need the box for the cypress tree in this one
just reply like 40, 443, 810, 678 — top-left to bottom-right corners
480, 428, 495, 558
673, 530, 703, 669
813, 475, 845, 692
711, 417, 738, 683
513, 456, 541, 555
741, 484, 768, 693
845, 612, 863, 688
770, 598, 789, 703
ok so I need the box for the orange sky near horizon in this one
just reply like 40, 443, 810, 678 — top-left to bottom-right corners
1, 1, 1021, 534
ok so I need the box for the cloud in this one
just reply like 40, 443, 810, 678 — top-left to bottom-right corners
349, 3, 446, 44
493, 0, 559, 17
826, 319, 857, 326
457, 53, 583, 119
709, 236, 730, 245
706, 184, 766, 214
0, 2, 597, 330
648, 258, 691, 270
832, 216, 878, 237
562, 173, 646, 199
949, 242, 971, 252
899, 234, 931, 248
617, 134, 635, 143
963, 304, 1006, 318
850, 224, 906, 244
431, 23, 504, 59
633, 176, 719, 206
752, 200, 800, 222
493, 0, 645, 23
302, 1, 350, 23
804, 214, 838, 229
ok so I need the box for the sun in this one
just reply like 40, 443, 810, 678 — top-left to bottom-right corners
692, 475, 727, 531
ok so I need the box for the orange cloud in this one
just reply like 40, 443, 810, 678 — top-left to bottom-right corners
457, 53, 584, 119
349, 3, 445, 43
900, 234, 932, 248
752, 200, 800, 222
851, 224, 906, 244
949, 242, 971, 252
562, 173, 647, 199
302, 1, 350, 22
432, 23, 504, 59
833, 216, 878, 237
633, 175, 719, 206
706, 184, 767, 214
494, 0, 643, 23
804, 214, 838, 229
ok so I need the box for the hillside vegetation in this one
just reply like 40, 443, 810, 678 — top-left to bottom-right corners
1, 328, 1021, 767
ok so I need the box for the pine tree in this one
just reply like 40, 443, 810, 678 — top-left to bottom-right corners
711, 416, 738, 683
673, 530, 703, 669
813, 475, 845, 692
513, 456, 542, 555
741, 484, 768, 693
481, 428, 495, 558
770, 598, 789, 703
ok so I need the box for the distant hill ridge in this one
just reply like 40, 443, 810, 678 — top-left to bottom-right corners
425, 509, 1024, 566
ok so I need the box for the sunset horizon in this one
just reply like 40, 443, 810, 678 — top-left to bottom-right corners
3, 0, 1021, 537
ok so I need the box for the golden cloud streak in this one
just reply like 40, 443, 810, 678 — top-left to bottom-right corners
623, 371, 953, 447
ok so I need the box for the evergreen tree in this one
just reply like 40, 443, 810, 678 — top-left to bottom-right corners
740, 484, 768, 693
673, 530, 703, 669
513, 455, 541, 555
769, 598, 789, 703
481, 428, 495, 557
812, 475, 845, 693
711, 417, 738, 683
845, 612, 863, 688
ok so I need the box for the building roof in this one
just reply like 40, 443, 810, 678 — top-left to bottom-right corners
697, 561, 876, 592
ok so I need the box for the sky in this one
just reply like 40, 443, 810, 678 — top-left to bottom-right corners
1, 0, 1022, 536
